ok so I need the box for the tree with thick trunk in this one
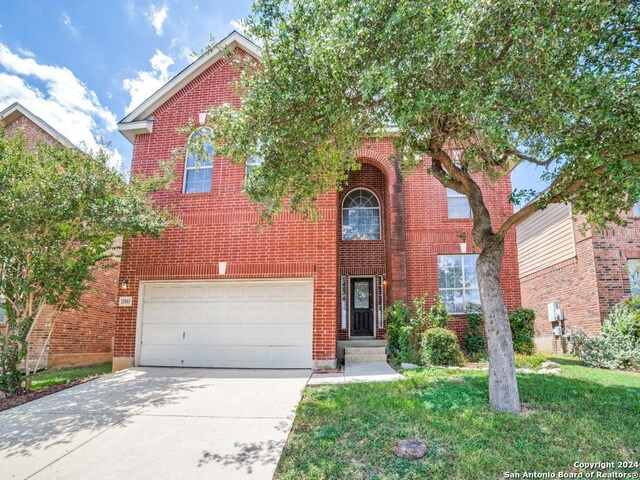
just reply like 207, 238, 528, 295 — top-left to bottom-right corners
199, 0, 640, 412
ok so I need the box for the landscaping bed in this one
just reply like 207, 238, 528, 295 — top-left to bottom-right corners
0, 362, 112, 412
275, 356, 640, 479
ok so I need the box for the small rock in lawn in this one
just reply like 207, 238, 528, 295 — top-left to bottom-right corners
393, 439, 428, 460
538, 368, 561, 375
401, 363, 419, 370
541, 361, 561, 369
516, 368, 536, 374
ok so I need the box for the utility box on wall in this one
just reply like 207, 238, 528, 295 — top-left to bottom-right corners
547, 301, 564, 322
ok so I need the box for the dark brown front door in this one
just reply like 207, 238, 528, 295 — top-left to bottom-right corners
350, 278, 374, 336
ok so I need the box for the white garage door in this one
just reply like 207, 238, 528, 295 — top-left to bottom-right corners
138, 279, 313, 368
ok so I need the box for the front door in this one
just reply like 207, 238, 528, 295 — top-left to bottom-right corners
350, 278, 374, 336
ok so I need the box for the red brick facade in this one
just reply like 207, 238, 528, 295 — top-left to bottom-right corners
2, 107, 117, 368
114, 43, 522, 369
520, 214, 640, 351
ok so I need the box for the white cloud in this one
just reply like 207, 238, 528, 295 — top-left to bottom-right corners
61, 12, 79, 37
181, 46, 195, 62
0, 43, 121, 168
122, 50, 174, 114
146, 4, 168, 36
229, 19, 245, 33
17, 47, 35, 58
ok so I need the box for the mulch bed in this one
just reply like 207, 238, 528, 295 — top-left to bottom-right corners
0, 377, 98, 413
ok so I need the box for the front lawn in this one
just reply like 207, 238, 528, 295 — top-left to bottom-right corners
276, 356, 640, 479
29, 362, 112, 390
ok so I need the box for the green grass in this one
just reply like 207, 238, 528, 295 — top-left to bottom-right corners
29, 362, 112, 391
276, 356, 640, 480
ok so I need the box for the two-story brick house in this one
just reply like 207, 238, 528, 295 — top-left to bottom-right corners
113, 32, 521, 371
1, 102, 118, 369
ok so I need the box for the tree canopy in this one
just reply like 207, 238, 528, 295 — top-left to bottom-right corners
208, 0, 639, 228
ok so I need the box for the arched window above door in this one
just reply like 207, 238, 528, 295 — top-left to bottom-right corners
342, 188, 381, 240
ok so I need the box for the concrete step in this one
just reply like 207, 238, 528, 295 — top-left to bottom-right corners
340, 339, 387, 348
344, 346, 386, 356
345, 353, 388, 364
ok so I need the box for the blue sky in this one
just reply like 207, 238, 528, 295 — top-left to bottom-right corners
0, 0, 546, 193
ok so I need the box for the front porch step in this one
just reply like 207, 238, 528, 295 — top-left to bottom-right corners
345, 346, 386, 356
345, 353, 388, 364
341, 339, 387, 348
338, 339, 388, 363
344, 345, 388, 364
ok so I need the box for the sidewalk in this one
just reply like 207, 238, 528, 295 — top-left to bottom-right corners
308, 362, 403, 385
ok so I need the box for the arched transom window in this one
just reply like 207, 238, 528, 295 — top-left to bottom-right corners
342, 189, 381, 240
183, 127, 214, 193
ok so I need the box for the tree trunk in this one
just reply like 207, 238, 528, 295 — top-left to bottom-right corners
476, 240, 521, 413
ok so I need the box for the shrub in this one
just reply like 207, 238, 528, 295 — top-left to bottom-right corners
509, 308, 536, 355
514, 353, 547, 370
570, 329, 588, 357
385, 300, 414, 362
420, 327, 463, 366
578, 298, 640, 371
427, 295, 451, 328
464, 312, 486, 357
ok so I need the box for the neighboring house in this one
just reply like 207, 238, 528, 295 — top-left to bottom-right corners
517, 202, 640, 353
1, 102, 119, 369
113, 32, 521, 371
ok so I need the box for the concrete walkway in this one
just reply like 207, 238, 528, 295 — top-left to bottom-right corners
308, 362, 403, 385
0, 367, 310, 480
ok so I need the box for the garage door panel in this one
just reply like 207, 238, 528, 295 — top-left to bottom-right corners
139, 280, 313, 369
140, 345, 311, 368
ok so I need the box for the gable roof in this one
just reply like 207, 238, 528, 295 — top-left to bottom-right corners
1, 102, 76, 149
118, 31, 262, 144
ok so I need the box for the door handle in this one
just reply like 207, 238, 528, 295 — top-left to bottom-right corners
183, 332, 186, 339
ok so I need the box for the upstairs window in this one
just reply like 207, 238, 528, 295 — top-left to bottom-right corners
447, 188, 472, 218
183, 127, 213, 194
342, 189, 381, 240
244, 155, 264, 185
633, 201, 640, 217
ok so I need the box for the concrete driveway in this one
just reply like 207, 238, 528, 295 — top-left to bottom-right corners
0, 367, 311, 479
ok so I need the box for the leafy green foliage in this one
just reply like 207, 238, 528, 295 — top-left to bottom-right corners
427, 295, 451, 328
0, 130, 176, 395
464, 312, 487, 357
510, 308, 536, 355
384, 300, 415, 363
578, 298, 640, 371
514, 354, 547, 370
384, 298, 427, 365
205, 0, 639, 229
420, 327, 464, 367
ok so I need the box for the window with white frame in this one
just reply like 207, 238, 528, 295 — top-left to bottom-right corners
342, 189, 381, 240
376, 275, 384, 328
438, 254, 481, 313
629, 259, 640, 298
340, 276, 348, 329
633, 201, 640, 217
183, 127, 214, 194
244, 155, 264, 185
447, 188, 472, 218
